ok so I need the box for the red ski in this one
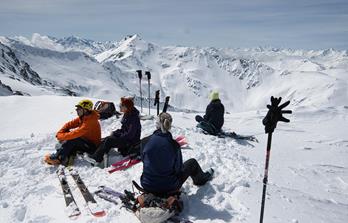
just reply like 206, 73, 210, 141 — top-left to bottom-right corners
108, 157, 141, 173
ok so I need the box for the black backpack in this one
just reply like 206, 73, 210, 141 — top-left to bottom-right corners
94, 101, 120, 120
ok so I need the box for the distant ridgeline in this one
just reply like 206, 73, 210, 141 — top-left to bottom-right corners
0, 34, 347, 111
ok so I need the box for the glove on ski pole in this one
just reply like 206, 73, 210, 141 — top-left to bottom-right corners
260, 96, 292, 223
262, 96, 292, 133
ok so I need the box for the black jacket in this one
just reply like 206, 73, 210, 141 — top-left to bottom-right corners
112, 107, 141, 145
204, 99, 225, 130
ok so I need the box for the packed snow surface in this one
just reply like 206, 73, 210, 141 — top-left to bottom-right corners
0, 96, 347, 223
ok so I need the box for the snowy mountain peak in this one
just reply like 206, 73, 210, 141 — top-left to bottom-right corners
56, 35, 117, 55
30, 33, 65, 51
95, 34, 155, 63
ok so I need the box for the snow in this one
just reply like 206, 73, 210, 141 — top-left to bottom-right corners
0, 95, 347, 223
0, 34, 348, 222
30, 33, 65, 52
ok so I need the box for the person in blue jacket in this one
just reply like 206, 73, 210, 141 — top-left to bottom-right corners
141, 112, 214, 194
196, 90, 225, 135
88, 97, 141, 163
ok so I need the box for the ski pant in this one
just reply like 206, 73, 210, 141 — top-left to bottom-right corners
195, 115, 219, 135
56, 138, 96, 161
180, 158, 208, 186
91, 135, 129, 162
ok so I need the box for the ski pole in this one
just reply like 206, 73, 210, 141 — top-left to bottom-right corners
260, 96, 292, 223
154, 90, 160, 115
260, 132, 272, 223
162, 96, 170, 113
145, 71, 151, 115
136, 70, 143, 113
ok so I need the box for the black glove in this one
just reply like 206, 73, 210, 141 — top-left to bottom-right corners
262, 96, 292, 133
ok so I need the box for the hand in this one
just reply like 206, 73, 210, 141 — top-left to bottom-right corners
262, 96, 292, 133
61, 128, 70, 133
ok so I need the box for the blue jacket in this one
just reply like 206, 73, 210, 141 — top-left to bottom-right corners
204, 99, 225, 130
140, 130, 183, 193
112, 107, 141, 145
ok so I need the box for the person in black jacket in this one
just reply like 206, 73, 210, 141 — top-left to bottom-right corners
141, 112, 214, 195
87, 97, 141, 163
196, 90, 225, 135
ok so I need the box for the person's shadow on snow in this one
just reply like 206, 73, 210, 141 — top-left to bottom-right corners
183, 183, 234, 222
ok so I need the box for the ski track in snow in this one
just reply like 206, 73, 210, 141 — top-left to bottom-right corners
0, 97, 348, 223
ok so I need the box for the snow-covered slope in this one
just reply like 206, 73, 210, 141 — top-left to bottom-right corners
0, 37, 128, 100
0, 96, 347, 223
0, 42, 77, 96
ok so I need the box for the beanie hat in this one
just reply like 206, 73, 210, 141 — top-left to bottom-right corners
209, 91, 219, 100
156, 112, 172, 133
120, 97, 134, 112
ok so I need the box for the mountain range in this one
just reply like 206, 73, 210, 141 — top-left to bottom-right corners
0, 33, 347, 111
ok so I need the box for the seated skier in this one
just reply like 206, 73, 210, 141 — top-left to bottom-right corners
141, 112, 214, 195
195, 90, 225, 135
44, 99, 101, 166
86, 97, 141, 164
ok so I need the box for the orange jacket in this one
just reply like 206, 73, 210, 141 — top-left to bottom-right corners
56, 111, 101, 146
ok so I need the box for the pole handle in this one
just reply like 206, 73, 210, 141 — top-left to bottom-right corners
145, 71, 151, 80
136, 70, 142, 79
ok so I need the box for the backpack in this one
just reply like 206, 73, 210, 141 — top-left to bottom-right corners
135, 193, 183, 223
94, 101, 120, 120
121, 181, 183, 223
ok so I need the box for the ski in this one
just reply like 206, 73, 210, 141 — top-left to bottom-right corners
108, 156, 141, 173
96, 186, 126, 198
218, 131, 258, 142
96, 187, 135, 210
175, 135, 188, 147
56, 167, 81, 218
94, 186, 126, 204
69, 169, 106, 217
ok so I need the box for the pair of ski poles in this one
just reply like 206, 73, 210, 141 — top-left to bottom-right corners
136, 70, 170, 116
136, 70, 151, 115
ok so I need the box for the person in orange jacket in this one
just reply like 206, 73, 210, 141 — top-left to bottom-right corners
44, 99, 101, 166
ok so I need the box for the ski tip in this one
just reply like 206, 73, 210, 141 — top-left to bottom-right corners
92, 210, 106, 217
68, 210, 81, 219
175, 135, 185, 141
108, 168, 116, 174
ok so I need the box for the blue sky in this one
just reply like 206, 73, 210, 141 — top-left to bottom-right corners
1, 0, 347, 50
